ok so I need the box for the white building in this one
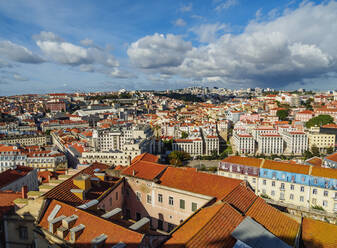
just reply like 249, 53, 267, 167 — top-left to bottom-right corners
233, 133, 255, 155
257, 134, 284, 155
172, 138, 203, 156
282, 131, 308, 155
204, 136, 219, 155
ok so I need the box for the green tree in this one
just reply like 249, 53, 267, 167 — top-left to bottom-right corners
327, 147, 334, 154
181, 131, 188, 139
303, 150, 313, 160
168, 151, 191, 167
311, 145, 320, 157
306, 115, 334, 128
276, 109, 289, 121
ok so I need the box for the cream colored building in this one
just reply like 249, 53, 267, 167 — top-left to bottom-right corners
0, 135, 48, 146
308, 127, 335, 152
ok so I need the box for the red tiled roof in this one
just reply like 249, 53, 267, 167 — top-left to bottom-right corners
246, 197, 299, 246
325, 152, 337, 163
302, 218, 337, 248
0, 166, 34, 189
122, 161, 167, 181
263, 159, 310, 175
311, 166, 337, 180
306, 157, 322, 167
165, 203, 243, 248
158, 167, 242, 200
221, 156, 263, 168
223, 184, 258, 213
130, 153, 159, 164
0, 191, 22, 218
42, 163, 120, 206
39, 200, 143, 247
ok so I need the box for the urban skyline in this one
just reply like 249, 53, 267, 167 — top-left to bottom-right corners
1, 0, 337, 96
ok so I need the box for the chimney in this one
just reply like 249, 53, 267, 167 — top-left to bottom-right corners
62, 214, 78, 229
73, 174, 91, 191
57, 226, 68, 239
70, 189, 86, 200
101, 208, 122, 221
129, 217, 150, 232
49, 215, 66, 233
21, 186, 28, 199
69, 224, 85, 243
91, 234, 107, 248
94, 172, 105, 181
132, 170, 136, 176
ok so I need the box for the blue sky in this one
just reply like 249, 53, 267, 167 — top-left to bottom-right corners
0, 0, 336, 95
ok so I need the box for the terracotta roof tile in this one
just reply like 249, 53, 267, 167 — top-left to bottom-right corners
159, 167, 242, 200
0, 166, 34, 189
221, 156, 263, 168
311, 166, 337, 180
263, 160, 310, 175
122, 161, 167, 181
0, 191, 22, 218
39, 200, 143, 247
165, 203, 243, 248
302, 218, 337, 248
325, 152, 337, 163
42, 163, 121, 206
245, 197, 299, 246
223, 185, 258, 213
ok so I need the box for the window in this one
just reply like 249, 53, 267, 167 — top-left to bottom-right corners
272, 172, 276, 178
300, 186, 305, 192
323, 200, 328, 207
263, 171, 267, 176
271, 190, 275, 196
280, 183, 285, 189
290, 184, 294, 190
312, 198, 317, 205
19, 226, 28, 240
252, 178, 256, 184
168, 223, 174, 232
116, 192, 119, 200
290, 194, 294, 200
263, 180, 266, 185
158, 219, 163, 230
313, 189, 317, 195
272, 181, 275, 187
262, 189, 266, 194
324, 191, 328, 197
192, 202, 198, 212
125, 209, 130, 219
158, 194, 163, 203
169, 196, 174, 206
109, 197, 112, 206
300, 196, 304, 202
136, 212, 141, 221
180, 199, 185, 209
147, 194, 152, 204
136, 192, 141, 201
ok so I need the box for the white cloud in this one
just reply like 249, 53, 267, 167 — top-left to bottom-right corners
215, 0, 238, 11
80, 38, 94, 46
190, 23, 230, 43
33, 31, 63, 42
127, 33, 192, 69
180, 3, 192, 12
0, 40, 44, 64
174, 18, 186, 27
110, 68, 136, 79
128, 1, 337, 88
13, 73, 28, 81
34, 31, 119, 67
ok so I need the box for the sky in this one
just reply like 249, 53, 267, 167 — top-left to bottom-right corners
0, 0, 337, 95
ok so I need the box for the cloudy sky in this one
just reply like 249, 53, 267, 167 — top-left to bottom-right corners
0, 0, 337, 95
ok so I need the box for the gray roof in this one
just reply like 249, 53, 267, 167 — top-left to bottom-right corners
231, 216, 291, 248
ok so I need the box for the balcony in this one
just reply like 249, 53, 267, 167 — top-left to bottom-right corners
279, 187, 285, 191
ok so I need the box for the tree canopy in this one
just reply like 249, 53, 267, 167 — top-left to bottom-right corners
276, 109, 289, 121
168, 151, 191, 166
305, 115, 334, 128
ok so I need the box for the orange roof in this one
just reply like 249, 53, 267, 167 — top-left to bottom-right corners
223, 184, 258, 213
165, 203, 243, 248
325, 152, 337, 163
0, 166, 34, 189
306, 157, 322, 167
158, 167, 242, 200
42, 163, 121, 206
246, 197, 299, 246
221, 156, 263, 168
302, 218, 337, 248
130, 153, 159, 164
322, 123, 337, 129
311, 166, 337, 180
0, 191, 22, 218
263, 160, 310, 175
122, 161, 167, 181
39, 199, 143, 247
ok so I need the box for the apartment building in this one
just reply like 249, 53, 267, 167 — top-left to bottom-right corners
0, 134, 48, 146
26, 151, 67, 171
283, 131, 308, 155
218, 156, 337, 214
172, 138, 203, 156
257, 134, 284, 155
233, 133, 255, 155
204, 135, 219, 155
308, 132, 335, 152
